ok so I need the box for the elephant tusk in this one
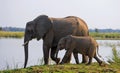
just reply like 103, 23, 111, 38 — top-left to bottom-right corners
22, 41, 28, 46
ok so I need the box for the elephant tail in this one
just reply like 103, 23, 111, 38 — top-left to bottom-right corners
96, 45, 105, 61
96, 45, 102, 58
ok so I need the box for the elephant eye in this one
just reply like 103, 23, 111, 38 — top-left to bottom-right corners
60, 43, 63, 46
27, 30, 33, 33
31, 30, 34, 33
27, 30, 31, 33
59, 44, 61, 46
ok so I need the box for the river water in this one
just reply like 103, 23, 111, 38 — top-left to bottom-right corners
0, 38, 120, 70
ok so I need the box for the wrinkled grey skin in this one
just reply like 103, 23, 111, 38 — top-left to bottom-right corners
56, 35, 102, 65
23, 15, 89, 68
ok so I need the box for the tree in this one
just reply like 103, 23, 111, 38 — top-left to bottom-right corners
95, 28, 99, 33
0, 27, 2, 31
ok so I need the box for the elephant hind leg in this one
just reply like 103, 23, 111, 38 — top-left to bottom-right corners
94, 56, 102, 66
86, 56, 92, 65
65, 53, 72, 63
93, 52, 102, 66
81, 55, 88, 63
73, 52, 79, 64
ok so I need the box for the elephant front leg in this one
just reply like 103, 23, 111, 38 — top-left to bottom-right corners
82, 54, 88, 64
51, 47, 60, 64
60, 48, 73, 64
94, 56, 102, 66
86, 57, 92, 65
65, 53, 71, 64
73, 52, 79, 64
43, 45, 50, 65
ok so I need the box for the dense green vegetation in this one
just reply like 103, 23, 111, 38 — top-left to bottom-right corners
108, 46, 120, 65
90, 32, 120, 40
0, 63, 120, 73
0, 31, 120, 40
0, 31, 24, 38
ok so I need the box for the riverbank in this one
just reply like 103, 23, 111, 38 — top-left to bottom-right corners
0, 31, 24, 38
0, 31, 120, 40
0, 63, 120, 73
90, 32, 120, 40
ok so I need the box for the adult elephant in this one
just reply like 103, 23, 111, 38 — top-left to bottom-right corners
23, 15, 89, 68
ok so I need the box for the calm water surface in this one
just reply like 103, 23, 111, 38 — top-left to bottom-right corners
0, 38, 120, 70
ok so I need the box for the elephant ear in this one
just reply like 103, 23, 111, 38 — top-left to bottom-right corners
65, 35, 73, 50
25, 21, 36, 39
35, 15, 53, 29
34, 15, 53, 39
26, 21, 36, 32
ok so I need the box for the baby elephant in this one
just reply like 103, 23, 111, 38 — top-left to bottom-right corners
55, 35, 102, 66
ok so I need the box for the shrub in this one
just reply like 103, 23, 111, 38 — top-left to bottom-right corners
108, 46, 120, 65
112, 46, 120, 64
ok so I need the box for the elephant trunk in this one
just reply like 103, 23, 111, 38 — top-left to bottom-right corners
23, 34, 29, 68
24, 43, 28, 68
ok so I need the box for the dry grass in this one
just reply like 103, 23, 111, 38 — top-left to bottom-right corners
0, 31, 24, 38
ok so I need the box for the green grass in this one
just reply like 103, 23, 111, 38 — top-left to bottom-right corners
0, 31, 24, 38
0, 31, 120, 39
0, 63, 120, 73
112, 47, 120, 64
108, 46, 120, 65
90, 32, 120, 40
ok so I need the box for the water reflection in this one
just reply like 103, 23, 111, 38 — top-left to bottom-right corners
0, 38, 120, 70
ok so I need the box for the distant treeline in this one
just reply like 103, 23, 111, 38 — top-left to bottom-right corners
89, 28, 120, 33
0, 27, 120, 32
0, 27, 25, 32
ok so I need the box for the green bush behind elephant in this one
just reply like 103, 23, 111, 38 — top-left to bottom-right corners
23, 15, 89, 68
56, 35, 103, 66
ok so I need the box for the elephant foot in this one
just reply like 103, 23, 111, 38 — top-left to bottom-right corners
56, 58, 60, 64
99, 61, 103, 66
60, 62, 64, 64
81, 61, 88, 64
86, 63, 91, 65
76, 62, 80, 64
